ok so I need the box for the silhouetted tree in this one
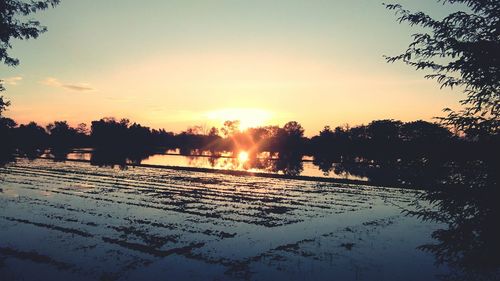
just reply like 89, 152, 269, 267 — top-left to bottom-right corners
0, 0, 60, 66
0, 116, 15, 128
76, 123, 89, 135
91, 117, 130, 148
0, 94, 12, 156
282, 121, 305, 138
400, 120, 452, 143
319, 125, 334, 138
367, 119, 402, 142
208, 126, 219, 137
186, 124, 211, 135
0, 95, 10, 116
46, 121, 78, 147
256, 125, 281, 155
1, 0, 60, 163
151, 128, 176, 148
221, 120, 240, 137
15, 121, 49, 155
386, 0, 499, 136
0, 115, 16, 159
310, 125, 343, 157
273, 121, 304, 153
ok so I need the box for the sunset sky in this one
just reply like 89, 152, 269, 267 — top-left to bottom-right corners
1, 0, 466, 136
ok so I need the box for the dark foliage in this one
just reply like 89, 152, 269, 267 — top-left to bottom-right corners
385, 0, 500, 137
310, 119, 494, 162
0, 94, 10, 115
1, 116, 498, 167
405, 159, 500, 281
0, 0, 60, 66
0, 0, 60, 161
0, 114, 15, 161
90, 117, 171, 150
46, 121, 88, 148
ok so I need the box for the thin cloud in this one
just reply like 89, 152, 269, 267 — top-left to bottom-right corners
40, 77, 94, 92
1, 76, 23, 85
63, 84, 93, 91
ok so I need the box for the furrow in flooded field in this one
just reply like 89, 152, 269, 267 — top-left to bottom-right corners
3, 165, 323, 203
3, 181, 305, 227
2, 166, 376, 213
3, 178, 369, 228
1, 195, 237, 244
0, 197, 229, 253
0, 247, 74, 270
2, 160, 417, 231
101, 238, 205, 258
5, 160, 397, 199
2, 166, 378, 213
1, 216, 94, 237
1, 168, 392, 219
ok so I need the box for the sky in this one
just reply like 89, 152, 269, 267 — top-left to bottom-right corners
1, 0, 466, 136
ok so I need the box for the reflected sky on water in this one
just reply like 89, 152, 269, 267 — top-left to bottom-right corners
1, 151, 498, 280
47, 149, 369, 182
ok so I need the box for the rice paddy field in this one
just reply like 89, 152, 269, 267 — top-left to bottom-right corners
0, 158, 450, 281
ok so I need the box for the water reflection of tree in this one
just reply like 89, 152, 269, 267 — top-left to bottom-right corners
183, 152, 304, 176
90, 149, 153, 170
270, 153, 303, 176
48, 148, 70, 162
314, 155, 458, 188
408, 160, 500, 281
186, 155, 237, 170
313, 154, 500, 279
312, 155, 337, 176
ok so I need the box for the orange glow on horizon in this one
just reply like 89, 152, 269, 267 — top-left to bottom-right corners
205, 108, 273, 130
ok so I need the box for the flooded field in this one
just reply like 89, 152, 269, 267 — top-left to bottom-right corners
0, 158, 452, 280
42, 149, 369, 181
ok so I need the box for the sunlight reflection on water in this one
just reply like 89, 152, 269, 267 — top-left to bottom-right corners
56, 150, 368, 181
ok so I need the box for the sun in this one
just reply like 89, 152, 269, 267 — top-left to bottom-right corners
206, 108, 272, 130
238, 151, 249, 163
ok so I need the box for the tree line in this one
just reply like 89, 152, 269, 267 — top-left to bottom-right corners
1, 115, 497, 162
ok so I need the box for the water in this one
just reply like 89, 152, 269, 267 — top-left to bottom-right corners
46, 149, 369, 182
1, 158, 498, 280
0, 158, 445, 280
